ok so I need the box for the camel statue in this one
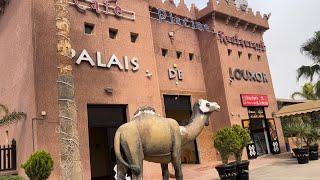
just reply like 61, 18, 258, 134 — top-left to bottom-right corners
114, 99, 220, 180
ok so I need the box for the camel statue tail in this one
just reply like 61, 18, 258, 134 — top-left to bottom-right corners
114, 131, 141, 174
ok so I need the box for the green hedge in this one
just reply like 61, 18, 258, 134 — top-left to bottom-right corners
0, 176, 23, 180
21, 150, 54, 180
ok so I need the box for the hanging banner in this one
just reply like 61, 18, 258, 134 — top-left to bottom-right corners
241, 94, 269, 107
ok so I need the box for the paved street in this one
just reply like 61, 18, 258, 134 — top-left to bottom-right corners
250, 157, 320, 180
144, 153, 320, 180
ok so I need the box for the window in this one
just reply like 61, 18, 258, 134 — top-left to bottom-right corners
238, 51, 242, 58
84, 23, 94, 35
109, 28, 118, 39
248, 53, 252, 60
228, 49, 232, 56
257, 55, 261, 61
162, 49, 168, 57
176, 51, 182, 59
189, 53, 194, 61
130, 32, 139, 43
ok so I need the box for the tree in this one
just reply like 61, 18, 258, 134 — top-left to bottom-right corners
54, 0, 83, 179
291, 83, 319, 100
0, 104, 25, 126
297, 31, 320, 97
22, 150, 54, 180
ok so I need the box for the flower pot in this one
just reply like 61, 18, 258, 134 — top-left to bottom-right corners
215, 162, 237, 180
236, 160, 249, 180
293, 148, 309, 164
309, 144, 319, 161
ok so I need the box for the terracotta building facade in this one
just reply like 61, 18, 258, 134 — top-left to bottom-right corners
0, 0, 285, 179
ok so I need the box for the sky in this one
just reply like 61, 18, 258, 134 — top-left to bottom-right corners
171, 0, 320, 99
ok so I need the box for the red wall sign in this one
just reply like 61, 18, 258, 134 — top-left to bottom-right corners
241, 94, 269, 107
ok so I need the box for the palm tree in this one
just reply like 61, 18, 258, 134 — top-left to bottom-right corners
297, 31, 320, 97
292, 83, 319, 100
0, 104, 25, 126
54, 0, 83, 179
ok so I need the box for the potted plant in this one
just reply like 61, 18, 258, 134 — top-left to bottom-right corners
231, 125, 251, 180
305, 128, 320, 160
213, 127, 240, 180
283, 118, 311, 164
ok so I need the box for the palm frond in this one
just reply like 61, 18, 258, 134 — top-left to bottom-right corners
292, 83, 319, 100
297, 64, 320, 81
0, 112, 26, 126
0, 110, 26, 126
315, 80, 320, 99
291, 92, 306, 100
0, 104, 9, 115
301, 31, 320, 62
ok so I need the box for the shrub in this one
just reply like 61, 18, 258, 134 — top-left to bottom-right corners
231, 125, 251, 162
283, 119, 311, 148
0, 176, 23, 180
21, 150, 54, 180
213, 127, 240, 164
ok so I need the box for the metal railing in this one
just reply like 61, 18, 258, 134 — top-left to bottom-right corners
0, 139, 17, 172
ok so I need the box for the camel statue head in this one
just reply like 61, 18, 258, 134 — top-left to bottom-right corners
197, 99, 220, 126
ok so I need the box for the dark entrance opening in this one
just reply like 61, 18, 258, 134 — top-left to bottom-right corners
246, 107, 271, 156
88, 105, 127, 180
164, 95, 200, 164
250, 119, 270, 156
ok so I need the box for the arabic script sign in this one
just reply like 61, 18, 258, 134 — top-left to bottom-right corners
69, 0, 135, 21
241, 94, 269, 107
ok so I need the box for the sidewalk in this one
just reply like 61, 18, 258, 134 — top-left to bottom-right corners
143, 153, 320, 179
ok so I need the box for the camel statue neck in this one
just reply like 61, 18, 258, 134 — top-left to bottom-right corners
181, 104, 209, 146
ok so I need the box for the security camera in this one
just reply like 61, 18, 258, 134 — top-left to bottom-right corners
41, 111, 47, 117
146, 73, 153, 78
168, 31, 175, 40
229, 78, 233, 85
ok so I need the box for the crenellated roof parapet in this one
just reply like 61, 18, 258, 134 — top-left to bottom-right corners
197, 0, 270, 31
149, 0, 198, 19
148, 0, 269, 32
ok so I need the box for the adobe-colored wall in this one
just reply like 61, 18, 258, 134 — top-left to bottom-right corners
33, 0, 164, 178
0, 0, 35, 177
1, 0, 285, 179
213, 18, 285, 152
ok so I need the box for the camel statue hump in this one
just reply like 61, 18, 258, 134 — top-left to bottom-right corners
134, 106, 156, 118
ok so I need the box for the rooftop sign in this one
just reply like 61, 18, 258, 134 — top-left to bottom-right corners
69, 0, 135, 21
218, 31, 266, 52
150, 7, 212, 32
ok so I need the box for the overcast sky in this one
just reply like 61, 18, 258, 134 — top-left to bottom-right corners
171, 0, 320, 99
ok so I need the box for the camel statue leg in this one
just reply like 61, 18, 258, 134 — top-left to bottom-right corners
172, 153, 183, 180
171, 129, 183, 180
161, 163, 169, 180
117, 160, 128, 180
122, 133, 144, 180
